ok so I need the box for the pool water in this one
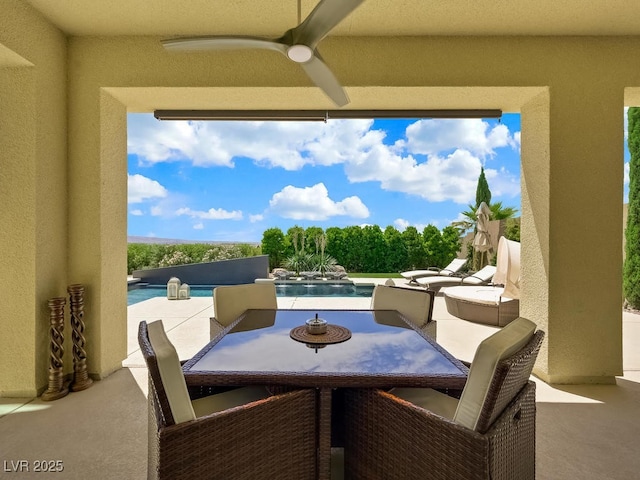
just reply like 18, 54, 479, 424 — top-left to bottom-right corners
128, 283, 374, 306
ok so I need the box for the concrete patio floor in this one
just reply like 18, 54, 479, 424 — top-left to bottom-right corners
1, 279, 639, 479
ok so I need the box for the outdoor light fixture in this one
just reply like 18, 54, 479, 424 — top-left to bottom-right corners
153, 109, 503, 121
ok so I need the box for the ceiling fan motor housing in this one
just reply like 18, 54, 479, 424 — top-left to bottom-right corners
287, 44, 314, 63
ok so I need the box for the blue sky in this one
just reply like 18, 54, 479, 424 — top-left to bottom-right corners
127, 111, 631, 243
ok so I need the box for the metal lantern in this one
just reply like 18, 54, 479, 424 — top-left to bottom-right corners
167, 277, 181, 300
178, 283, 191, 300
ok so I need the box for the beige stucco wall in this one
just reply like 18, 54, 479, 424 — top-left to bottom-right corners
2, 3, 639, 395
0, 0, 67, 396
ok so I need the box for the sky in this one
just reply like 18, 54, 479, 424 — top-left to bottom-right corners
127, 111, 631, 243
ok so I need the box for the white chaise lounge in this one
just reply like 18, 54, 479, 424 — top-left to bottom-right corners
443, 237, 521, 327
415, 264, 497, 293
401, 258, 467, 284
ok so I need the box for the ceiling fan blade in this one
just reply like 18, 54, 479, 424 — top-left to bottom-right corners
293, 0, 364, 48
300, 53, 349, 107
162, 36, 287, 55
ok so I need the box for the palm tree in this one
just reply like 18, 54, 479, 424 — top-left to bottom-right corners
455, 201, 519, 233
451, 169, 519, 269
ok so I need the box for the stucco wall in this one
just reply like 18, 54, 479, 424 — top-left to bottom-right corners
0, 0, 68, 396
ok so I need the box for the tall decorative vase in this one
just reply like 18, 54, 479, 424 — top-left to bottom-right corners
41, 297, 69, 401
68, 284, 93, 391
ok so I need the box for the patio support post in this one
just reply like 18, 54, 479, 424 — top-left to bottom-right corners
41, 297, 69, 401
521, 84, 624, 384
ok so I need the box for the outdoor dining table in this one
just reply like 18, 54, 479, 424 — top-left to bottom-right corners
182, 309, 469, 480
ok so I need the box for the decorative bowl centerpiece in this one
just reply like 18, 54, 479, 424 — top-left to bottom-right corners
305, 313, 328, 335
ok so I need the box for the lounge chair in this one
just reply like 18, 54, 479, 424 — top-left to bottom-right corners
444, 237, 521, 326
401, 258, 467, 284
444, 286, 519, 327
416, 264, 497, 293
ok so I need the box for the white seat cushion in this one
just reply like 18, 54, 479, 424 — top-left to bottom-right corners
453, 317, 536, 430
444, 286, 506, 306
147, 320, 197, 424
390, 387, 459, 420
192, 386, 271, 418
416, 265, 497, 288
213, 283, 277, 326
371, 285, 433, 327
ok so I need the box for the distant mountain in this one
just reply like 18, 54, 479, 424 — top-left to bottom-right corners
127, 236, 259, 246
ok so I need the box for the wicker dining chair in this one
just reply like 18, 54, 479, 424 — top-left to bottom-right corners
139, 320, 317, 480
370, 285, 437, 338
343, 317, 545, 480
211, 282, 278, 338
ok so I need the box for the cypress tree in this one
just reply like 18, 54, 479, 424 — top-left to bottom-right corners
475, 166, 492, 208
624, 107, 640, 308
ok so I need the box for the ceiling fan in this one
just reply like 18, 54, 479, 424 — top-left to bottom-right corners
161, 0, 364, 107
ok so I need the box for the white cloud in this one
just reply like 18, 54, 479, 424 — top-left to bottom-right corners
269, 183, 369, 221
625, 162, 630, 185
513, 131, 521, 153
399, 119, 518, 157
127, 174, 168, 203
393, 218, 432, 232
129, 209, 143, 216
175, 207, 243, 220
394, 218, 410, 231
150, 206, 163, 216
127, 114, 521, 208
483, 167, 521, 199
345, 146, 482, 204
193, 223, 204, 230
339, 118, 521, 205
249, 214, 264, 222
128, 114, 377, 171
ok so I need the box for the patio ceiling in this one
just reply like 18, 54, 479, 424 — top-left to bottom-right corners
24, 0, 640, 37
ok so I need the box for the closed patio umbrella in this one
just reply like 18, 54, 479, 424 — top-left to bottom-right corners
473, 201, 492, 270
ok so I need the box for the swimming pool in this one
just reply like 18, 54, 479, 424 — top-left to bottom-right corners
128, 282, 374, 305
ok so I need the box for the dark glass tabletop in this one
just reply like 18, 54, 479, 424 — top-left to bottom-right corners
183, 309, 468, 389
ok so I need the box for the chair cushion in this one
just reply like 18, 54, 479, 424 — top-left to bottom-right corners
390, 387, 459, 420
444, 286, 506, 306
370, 285, 433, 327
416, 265, 497, 288
213, 283, 277, 326
453, 317, 536, 431
192, 386, 271, 418
147, 320, 196, 424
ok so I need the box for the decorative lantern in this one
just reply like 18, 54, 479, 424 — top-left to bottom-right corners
167, 277, 181, 300
178, 283, 191, 300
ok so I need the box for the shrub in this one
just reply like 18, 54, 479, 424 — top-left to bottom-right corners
625, 107, 640, 308
159, 250, 193, 267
